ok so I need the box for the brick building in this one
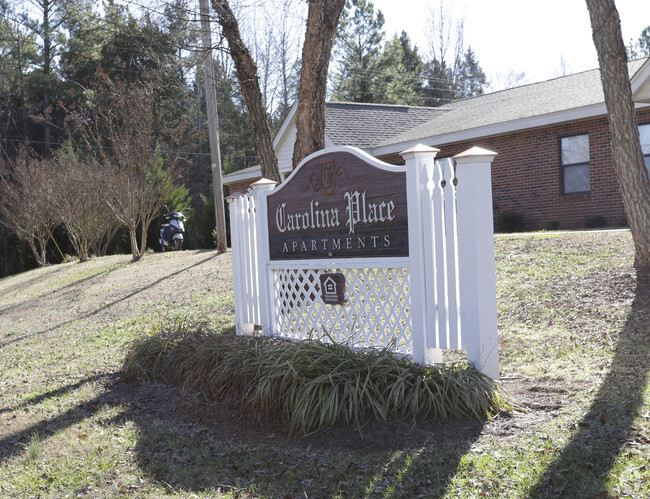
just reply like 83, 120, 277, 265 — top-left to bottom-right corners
223, 57, 650, 231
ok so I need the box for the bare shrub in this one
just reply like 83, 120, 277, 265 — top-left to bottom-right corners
0, 146, 56, 266
67, 71, 180, 261
51, 150, 121, 262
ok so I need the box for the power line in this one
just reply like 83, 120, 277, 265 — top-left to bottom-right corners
0, 137, 258, 161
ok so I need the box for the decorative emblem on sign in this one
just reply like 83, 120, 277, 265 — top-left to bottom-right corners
319, 273, 346, 305
303, 160, 344, 195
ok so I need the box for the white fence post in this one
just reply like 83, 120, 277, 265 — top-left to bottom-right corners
453, 146, 500, 380
226, 192, 254, 335
402, 144, 442, 365
249, 178, 277, 336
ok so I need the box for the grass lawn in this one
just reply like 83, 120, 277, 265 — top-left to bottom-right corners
1, 231, 649, 497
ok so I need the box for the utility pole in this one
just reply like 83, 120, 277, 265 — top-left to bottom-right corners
199, 0, 228, 253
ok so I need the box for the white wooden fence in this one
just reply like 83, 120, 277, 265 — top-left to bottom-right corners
227, 145, 500, 379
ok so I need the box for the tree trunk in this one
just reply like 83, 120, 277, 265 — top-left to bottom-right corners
39, 238, 47, 267
25, 231, 48, 267
210, 0, 281, 183
586, 0, 650, 269
292, 0, 346, 169
130, 225, 141, 261
139, 225, 148, 261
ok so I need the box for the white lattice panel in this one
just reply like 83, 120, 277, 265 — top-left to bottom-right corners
271, 267, 412, 356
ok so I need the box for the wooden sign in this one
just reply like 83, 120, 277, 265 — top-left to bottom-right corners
267, 151, 408, 260
319, 273, 346, 305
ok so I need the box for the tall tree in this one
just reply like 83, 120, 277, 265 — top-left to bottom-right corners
204, 60, 256, 173
454, 47, 486, 98
398, 30, 425, 102
292, 0, 345, 167
225, 0, 303, 129
626, 25, 650, 59
586, 0, 650, 268
399, 30, 424, 76
425, 0, 463, 70
372, 35, 421, 105
57, 0, 101, 84
421, 45, 486, 107
330, 0, 385, 103
0, 146, 56, 266
69, 73, 179, 261
332, 16, 421, 106
51, 150, 120, 262
421, 0, 486, 106
270, 1, 303, 129
20, 0, 71, 158
210, 0, 281, 183
0, 3, 39, 154
211, 0, 345, 176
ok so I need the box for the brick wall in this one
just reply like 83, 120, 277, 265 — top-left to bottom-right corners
227, 179, 256, 195
378, 108, 650, 231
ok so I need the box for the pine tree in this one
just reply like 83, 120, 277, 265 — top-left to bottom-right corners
627, 26, 650, 58
372, 36, 420, 105
455, 48, 487, 99
420, 1, 486, 107
330, 0, 385, 103
399, 30, 424, 75
0, 2, 39, 154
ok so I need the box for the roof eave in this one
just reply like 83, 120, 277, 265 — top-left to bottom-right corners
221, 167, 264, 185
631, 58, 650, 103
370, 102, 619, 156
222, 133, 337, 185
222, 164, 296, 185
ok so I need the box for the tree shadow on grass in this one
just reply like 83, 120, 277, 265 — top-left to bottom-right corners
0, 373, 116, 465
0, 251, 220, 349
128, 397, 486, 497
0, 263, 69, 304
0, 374, 106, 417
528, 269, 650, 497
0, 374, 196, 467
351, 419, 485, 496
0, 368, 485, 497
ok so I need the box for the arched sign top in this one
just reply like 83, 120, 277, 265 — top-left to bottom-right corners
275, 146, 405, 194
266, 148, 408, 260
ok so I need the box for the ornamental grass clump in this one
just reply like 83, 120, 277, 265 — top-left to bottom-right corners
123, 318, 513, 435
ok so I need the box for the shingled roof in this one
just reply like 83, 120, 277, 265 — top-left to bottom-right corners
374, 57, 650, 153
324, 102, 446, 148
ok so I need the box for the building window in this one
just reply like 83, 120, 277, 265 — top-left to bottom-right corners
640, 124, 650, 175
561, 134, 590, 194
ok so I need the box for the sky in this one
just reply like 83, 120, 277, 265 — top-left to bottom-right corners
372, 0, 650, 90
